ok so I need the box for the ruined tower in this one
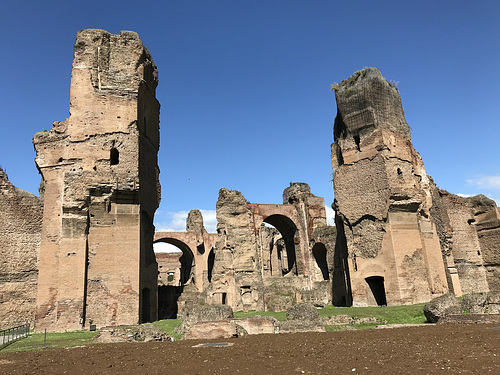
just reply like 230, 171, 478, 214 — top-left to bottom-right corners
331, 68, 448, 306
33, 30, 160, 331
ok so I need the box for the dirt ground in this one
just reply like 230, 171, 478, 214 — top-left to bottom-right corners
1, 324, 499, 375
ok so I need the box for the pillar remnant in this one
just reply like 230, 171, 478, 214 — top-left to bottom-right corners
331, 68, 449, 306
33, 29, 160, 331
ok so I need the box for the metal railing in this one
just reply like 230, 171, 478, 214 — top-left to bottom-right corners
0, 323, 30, 348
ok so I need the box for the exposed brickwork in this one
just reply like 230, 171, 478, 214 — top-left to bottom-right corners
32, 29, 160, 331
0, 168, 42, 329
331, 68, 449, 306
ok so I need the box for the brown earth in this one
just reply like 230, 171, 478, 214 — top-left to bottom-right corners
1, 324, 499, 375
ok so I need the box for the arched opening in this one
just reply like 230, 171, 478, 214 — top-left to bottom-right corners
260, 214, 299, 276
154, 239, 195, 319
207, 247, 215, 282
312, 243, 329, 280
365, 276, 387, 306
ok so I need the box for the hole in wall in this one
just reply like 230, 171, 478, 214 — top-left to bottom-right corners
110, 148, 119, 165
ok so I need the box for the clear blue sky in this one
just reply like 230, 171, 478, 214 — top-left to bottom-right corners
1, 1, 499, 232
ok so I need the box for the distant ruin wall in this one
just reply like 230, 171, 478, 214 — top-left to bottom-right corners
0, 168, 42, 329
204, 184, 336, 312
432, 192, 500, 294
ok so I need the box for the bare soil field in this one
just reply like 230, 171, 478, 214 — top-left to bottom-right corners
1, 324, 499, 375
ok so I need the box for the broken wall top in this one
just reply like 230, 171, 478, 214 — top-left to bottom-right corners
0, 167, 40, 200
34, 29, 159, 145
73, 29, 158, 97
333, 67, 410, 140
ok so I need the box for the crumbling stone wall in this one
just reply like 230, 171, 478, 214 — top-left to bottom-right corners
0, 168, 42, 329
206, 183, 335, 312
331, 68, 449, 306
33, 29, 160, 331
208, 188, 264, 311
154, 209, 218, 319
432, 192, 500, 294
154, 209, 218, 291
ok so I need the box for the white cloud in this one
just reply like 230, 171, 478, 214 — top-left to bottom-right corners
456, 193, 472, 198
325, 205, 335, 226
199, 209, 217, 233
155, 210, 189, 231
153, 242, 182, 253
467, 175, 500, 190
154, 209, 217, 233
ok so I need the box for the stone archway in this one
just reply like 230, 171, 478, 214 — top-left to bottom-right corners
154, 238, 195, 319
260, 214, 300, 276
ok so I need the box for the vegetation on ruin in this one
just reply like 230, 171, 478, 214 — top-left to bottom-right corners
151, 319, 183, 340
319, 303, 427, 324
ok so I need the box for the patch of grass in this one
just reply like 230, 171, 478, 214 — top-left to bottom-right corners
234, 310, 287, 321
318, 303, 427, 325
1, 330, 98, 353
151, 319, 183, 340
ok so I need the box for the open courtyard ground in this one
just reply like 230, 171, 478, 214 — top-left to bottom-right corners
1, 323, 499, 375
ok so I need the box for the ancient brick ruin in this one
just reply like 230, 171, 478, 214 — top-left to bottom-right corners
0, 31, 499, 331
154, 209, 218, 319
206, 184, 335, 312
32, 29, 160, 331
0, 168, 42, 328
330, 68, 500, 306
151, 185, 335, 317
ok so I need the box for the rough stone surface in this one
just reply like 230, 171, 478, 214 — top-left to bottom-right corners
33, 29, 160, 332
202, 183, 335, 313
94, 324, 172, 343
178, 304, 233, 334
235, 317, 277, 335
431, 191, 500, 297
0, 168, 42, 329
154, 210, 218, 319
461, 293, 489, 314
437, 314, 500, 324
183, 320, 237, 340
461, 292, 500, 314
423, 293, 461, 323
331, 68, 449, 307
286, 303, 320, 321
277, 320, 326, 333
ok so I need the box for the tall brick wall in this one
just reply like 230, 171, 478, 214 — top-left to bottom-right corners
0, 168, 42, 329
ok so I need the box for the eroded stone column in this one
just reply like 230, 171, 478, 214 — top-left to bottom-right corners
33, 29, 160, 331
331, 68, 449, 306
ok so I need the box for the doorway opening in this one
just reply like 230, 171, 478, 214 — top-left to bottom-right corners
365, 276, 387, 306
